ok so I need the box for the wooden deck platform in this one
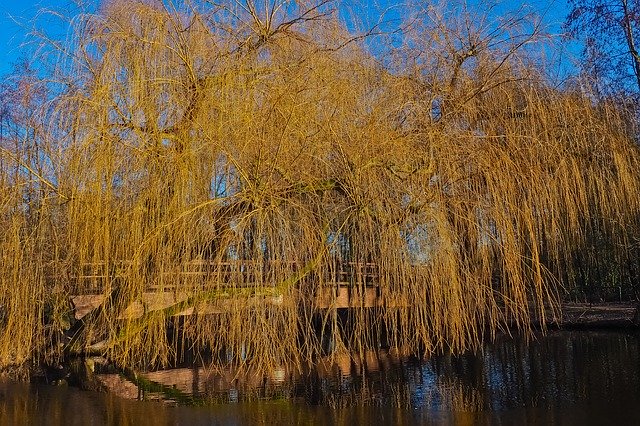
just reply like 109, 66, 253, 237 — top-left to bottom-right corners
65, 261, 640, 325
71, 286, 393, 319
68, 260, 402, 319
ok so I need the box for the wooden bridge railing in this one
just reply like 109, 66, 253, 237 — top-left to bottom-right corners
52, 260, 380, 293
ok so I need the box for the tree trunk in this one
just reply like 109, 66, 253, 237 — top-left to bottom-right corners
621, 0, 640, 92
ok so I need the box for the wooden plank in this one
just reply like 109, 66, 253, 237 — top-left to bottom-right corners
315, 286, 381, 308
72, 294, 106, 319
71, 291, 291, 320
72, 281, 408, 318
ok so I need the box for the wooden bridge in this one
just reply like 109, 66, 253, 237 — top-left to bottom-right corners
69, 260, 399, 320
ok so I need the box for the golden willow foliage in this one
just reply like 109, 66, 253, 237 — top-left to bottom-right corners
0, 0, 639, 373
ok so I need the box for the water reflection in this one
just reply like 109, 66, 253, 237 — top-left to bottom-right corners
1, 330, 640, 424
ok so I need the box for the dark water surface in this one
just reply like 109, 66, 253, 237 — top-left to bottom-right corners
1, 330, 639, 425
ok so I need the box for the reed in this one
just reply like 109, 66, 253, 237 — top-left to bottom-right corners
0, 0, 639, 376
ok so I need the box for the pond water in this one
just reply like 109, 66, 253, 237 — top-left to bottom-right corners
1, 330, 639, 425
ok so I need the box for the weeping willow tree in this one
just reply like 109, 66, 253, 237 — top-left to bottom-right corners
0, 0, 639, 376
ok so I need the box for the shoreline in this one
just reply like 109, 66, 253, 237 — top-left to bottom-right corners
2, 301, 638, 384
535, 302, 639, 329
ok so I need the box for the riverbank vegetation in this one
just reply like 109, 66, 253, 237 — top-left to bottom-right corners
0, 0, 639, 377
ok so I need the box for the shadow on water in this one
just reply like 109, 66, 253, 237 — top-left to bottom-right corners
2, 330, 640, 425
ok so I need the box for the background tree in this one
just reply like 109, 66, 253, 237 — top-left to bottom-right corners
565, 0, 640, 97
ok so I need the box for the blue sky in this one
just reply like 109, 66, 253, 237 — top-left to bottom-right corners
0, 0, 575, 77
0, 0, 73, 76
